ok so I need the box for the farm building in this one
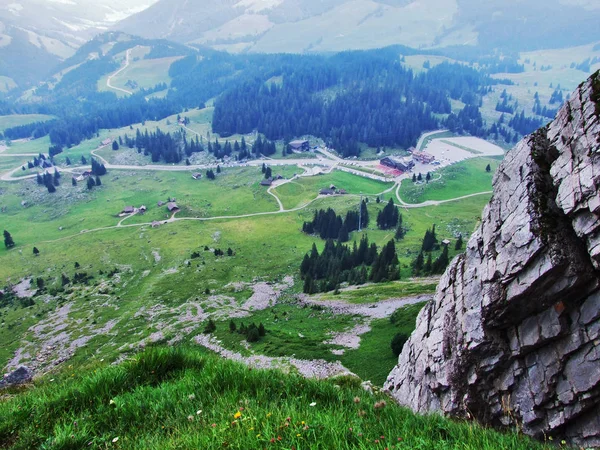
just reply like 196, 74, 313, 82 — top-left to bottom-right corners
261, 178, 273, 187
289, 140, 310, 151
122, 206, 135, 214
192, 173, 202, 180
442, 239, 451, 246
413, 151, 435, 164
101, 138, 112, 147
167, 202, 179, 212
380, 157, 415, 172
158, 201, 165, 207
319, 188, 336, 196
140, 205, 147, 213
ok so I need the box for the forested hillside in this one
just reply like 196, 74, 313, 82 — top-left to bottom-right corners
2, 37, 546, 158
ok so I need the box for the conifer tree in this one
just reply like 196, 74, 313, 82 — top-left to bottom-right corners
33, 247, 39, 256
4, 230, 15, 249
455, 234, 464, 250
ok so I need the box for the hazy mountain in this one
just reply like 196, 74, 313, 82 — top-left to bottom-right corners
114, 0, 600, 54
0, 0, 157, 88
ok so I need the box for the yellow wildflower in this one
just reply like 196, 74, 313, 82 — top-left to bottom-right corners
234, 411, 242, 419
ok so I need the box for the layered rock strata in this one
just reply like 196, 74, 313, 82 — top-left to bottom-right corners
385, 71, 600, 447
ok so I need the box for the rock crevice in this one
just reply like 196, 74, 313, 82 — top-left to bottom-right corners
384, 71, 600, 448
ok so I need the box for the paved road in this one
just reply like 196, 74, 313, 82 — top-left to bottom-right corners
106, 49, 133, 96
416, 129, 449, 151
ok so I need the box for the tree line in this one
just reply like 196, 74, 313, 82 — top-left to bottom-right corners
302, 202, 369, 242
300, 236, 400, 294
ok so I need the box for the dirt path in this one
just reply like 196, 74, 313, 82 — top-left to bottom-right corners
106, 48, 133, 96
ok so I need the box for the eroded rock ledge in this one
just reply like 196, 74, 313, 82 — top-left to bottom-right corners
384, 71, 600, 448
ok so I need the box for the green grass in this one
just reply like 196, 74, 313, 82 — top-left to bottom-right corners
0, 115, 55, 133
98, 56, 183, 97
0, 346, 554, 449
398, 158, 499, 204
274, 171, 391, 210
213, 300, 357, 362
316, 282, 437, 304
341, 302, 426, 385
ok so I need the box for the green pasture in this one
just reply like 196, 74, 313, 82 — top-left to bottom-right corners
398, 157, 499, 204
0, 114, 55, 133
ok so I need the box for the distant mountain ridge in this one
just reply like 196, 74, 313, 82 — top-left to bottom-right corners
114, 0, 600, 54
0, 0, 157, 88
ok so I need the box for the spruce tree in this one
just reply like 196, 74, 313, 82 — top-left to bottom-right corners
229, 320, 237, 333
87, 177, 96, 190
3, 230, 15, 249
486, 164, 491, 172
72, 177, 77, 186
455, 234, 464, 250
412, 252, 424, 276
95, 176, 102, 186
33, 247, 39, 256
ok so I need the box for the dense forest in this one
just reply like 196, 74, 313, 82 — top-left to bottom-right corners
300, 236, 400, 293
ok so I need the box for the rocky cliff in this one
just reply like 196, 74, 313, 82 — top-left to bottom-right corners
385, 71, 600, 448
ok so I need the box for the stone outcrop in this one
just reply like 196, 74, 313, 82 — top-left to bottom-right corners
385, 71, 600, 448
0, 366, 33, 389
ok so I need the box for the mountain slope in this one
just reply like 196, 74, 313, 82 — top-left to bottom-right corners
114, 0, 600, 54
0, 0, 157, 89
385, 70, 600, 447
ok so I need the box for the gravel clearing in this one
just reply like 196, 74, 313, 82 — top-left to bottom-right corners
241, 276, 294, 314
301, 294, 432, 319
12, 278, 37, 298
194, 334, 355, 379
325, 323, 372, 350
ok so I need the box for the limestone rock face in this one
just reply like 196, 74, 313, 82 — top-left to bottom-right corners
384, 71, 600, 448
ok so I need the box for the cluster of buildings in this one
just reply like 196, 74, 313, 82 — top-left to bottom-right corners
120, 201, 179, 217
380, 148, 436, 173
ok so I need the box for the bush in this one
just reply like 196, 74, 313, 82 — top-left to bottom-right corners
203, 319, 216, 334
391, 333, 409, 357
246, 326, 260, 343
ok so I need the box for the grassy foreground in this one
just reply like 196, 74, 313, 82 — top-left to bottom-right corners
0, 347, 552, 450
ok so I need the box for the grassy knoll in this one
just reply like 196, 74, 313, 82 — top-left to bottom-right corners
0, 346, 553, 450
341, 302, 427, 385
0, 114, 55, 133
274, 171, 392, 210
316, 282, 437, 305
398, 157, 500, 204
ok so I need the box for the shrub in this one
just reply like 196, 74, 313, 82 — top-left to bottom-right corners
391, 333, 409, 357
203, 319, 216, 334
